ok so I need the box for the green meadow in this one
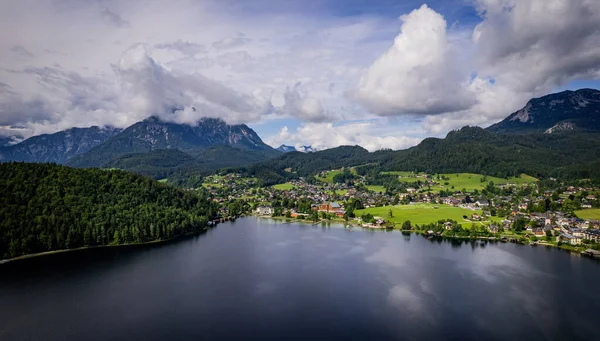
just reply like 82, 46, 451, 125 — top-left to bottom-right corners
425, 173, 537, 192
355, 203, 496, 226
316, 168, 357, 183
327, 189, 348, 196
273, 182, 295, 190
575, 208, 600, 221
366, 185, 386, 193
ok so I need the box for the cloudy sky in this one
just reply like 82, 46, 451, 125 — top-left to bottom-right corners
1, 0, 600, 151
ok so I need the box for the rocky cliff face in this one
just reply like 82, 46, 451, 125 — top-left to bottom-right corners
487, 88, 600, 134
65, 117, 276, 168
276, 145, 297, 152
0, 126, 122, 163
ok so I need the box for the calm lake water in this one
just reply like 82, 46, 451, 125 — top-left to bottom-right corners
1, 217, 600, 341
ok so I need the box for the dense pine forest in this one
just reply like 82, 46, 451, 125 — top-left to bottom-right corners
0, 163, 218, 260
234, 128, 600, 185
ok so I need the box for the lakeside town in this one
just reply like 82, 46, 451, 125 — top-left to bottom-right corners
200, 169, 600, 256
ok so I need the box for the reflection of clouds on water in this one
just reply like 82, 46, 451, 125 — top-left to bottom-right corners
457, 247, 550, 284
348, 245, 366, 254
300, 235, 314, 240
388, 285, 422, 313
322, 235, 346, 242
419, 279, 437, 300
387, 284, 437, 326
255, 282, 276, 296
508, 284, 557, 340
274, 241, 295, 247
365, 240, 408, 268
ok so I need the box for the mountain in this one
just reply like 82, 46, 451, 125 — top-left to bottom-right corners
0, 136, 13, 147
276, 144, 296, 152
236, 125, 600, 184
0, 126, 122, 163
66, 117, 278, 168
239, 145, 371, 185
298, 145, 316, 153
276, 145, 317, 153
103, 145, 281, 186
487, 88, 600, 134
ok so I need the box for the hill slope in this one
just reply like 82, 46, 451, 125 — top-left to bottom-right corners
0, 163, 218, 260
238, 127, 600, 183
104, 145, 281, 185
487, 88, 600, 134
0, 126, 122, 163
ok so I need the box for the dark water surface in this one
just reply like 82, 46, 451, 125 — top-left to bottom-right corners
1, 217, 600, 341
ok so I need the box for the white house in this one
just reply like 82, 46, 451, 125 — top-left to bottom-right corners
256, 206, 274, 215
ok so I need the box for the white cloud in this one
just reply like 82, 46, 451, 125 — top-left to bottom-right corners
117, 44, 272, 125
281, 84, 333, 123
423, 0, 600, 133
1, 0, 600, 143
352, 4, 475, 116
0, 0, 396, 138
266, 120, 422, 152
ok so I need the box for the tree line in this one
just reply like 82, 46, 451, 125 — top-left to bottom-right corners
0, 163, 219, 260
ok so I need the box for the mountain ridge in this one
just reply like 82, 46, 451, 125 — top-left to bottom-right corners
0, 126, 122, 163
486, 88, 600, 134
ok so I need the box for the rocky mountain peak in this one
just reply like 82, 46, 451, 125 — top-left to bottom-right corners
487, 88, 600, 134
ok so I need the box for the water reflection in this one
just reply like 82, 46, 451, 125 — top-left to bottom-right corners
1, 218, 599, 341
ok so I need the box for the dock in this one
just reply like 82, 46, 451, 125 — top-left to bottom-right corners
582, 249, 600, 258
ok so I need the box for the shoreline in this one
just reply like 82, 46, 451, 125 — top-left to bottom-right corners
0, 230, 207, 265
3, 216, 598, 264
258, 215, 598, 257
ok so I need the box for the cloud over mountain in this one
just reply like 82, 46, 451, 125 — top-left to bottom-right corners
0, 0, 599, 149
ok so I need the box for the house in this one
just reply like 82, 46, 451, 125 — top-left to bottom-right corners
476, 200, 490, 207
406, 188, 417, 194
488, 225, 499, 233
256, 206, 274, 215
584, 229, 600, 242
532, 228, 545, 237
560, 232, 582, 245
317, 202, 343, 213
571, 228, 585, 238
444, 221, 453, 230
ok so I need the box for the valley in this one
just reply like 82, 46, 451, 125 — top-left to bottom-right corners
2, 88, 600, 260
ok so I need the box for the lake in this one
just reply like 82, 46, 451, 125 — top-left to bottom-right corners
1, 217, 599, 341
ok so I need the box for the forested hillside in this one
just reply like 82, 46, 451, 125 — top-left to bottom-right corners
234, 127, 600, 184
0, 163, 218, 260
104, 145, 280, 186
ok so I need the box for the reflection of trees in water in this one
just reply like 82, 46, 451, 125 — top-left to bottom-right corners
420, 234, 498, 251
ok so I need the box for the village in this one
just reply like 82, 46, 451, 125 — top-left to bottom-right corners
200, 170, 600, 255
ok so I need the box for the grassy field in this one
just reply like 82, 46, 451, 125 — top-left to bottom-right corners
355, 203, 495, 226
575, 208, 600, 221
381, 171, 415, 176
202, 182, 224, 188
157, 179, 167, 183
366, 185, 386, 193
273, 182, 295, 190
327, 189, 348, 196
381, 171, 427, 183
316, 168, 357, 183
427, 173, 538, 192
